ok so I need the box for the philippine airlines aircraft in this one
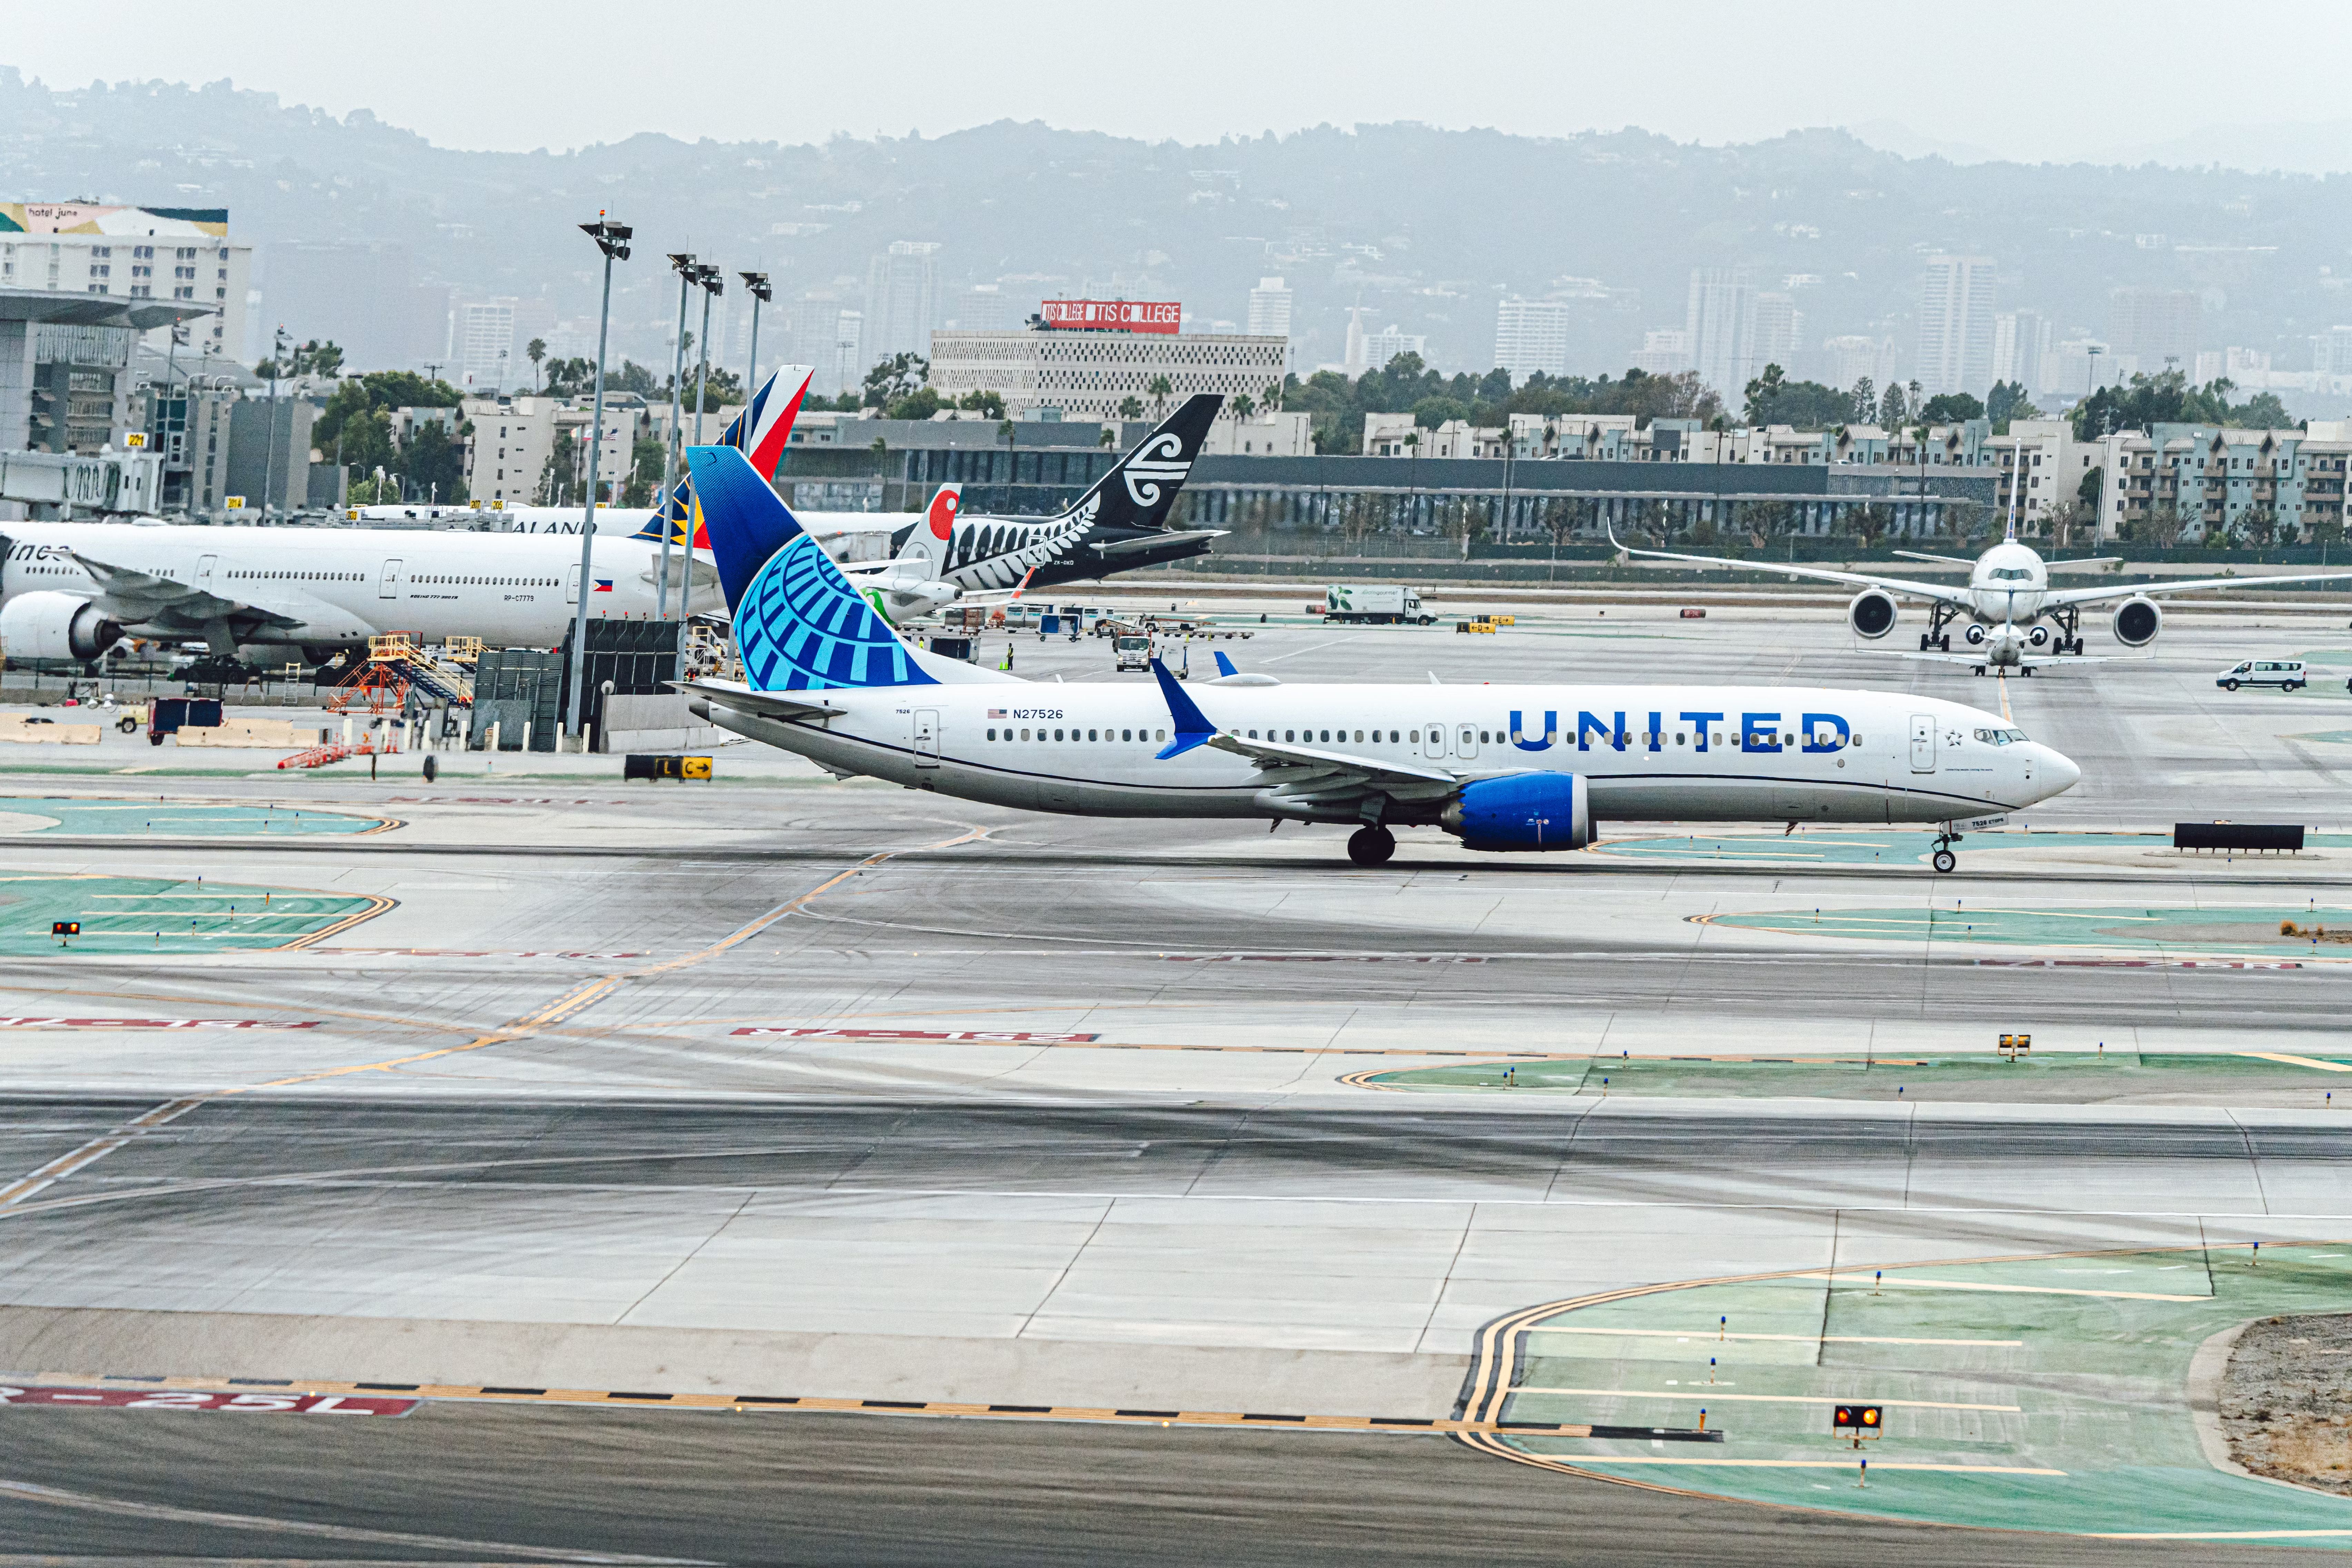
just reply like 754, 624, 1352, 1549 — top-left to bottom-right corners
0, 523, 716, 661
1613, 523, 2352, 674
677, 443, 2081, 870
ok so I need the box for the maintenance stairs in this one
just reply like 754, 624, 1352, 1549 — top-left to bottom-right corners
325, 633, 481, 715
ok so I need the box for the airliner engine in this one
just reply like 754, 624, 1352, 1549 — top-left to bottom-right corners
2113, 596, 2163, 647
0, 591, 122, 662
1847, 589, 1898, 639
1441, 772, 1593, 852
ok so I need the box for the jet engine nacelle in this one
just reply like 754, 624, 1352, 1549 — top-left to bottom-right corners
1441, 771, 1593, 852
2027, 623, 2052, 648
2113, 596, 2163, 648
1963, 622, 1990, 646
0, 591, 123, 662
1847, 589, 1898, 640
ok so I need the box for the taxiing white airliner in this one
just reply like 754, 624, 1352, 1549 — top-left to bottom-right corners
679, 443, 2081, 870
1614, 524, 2352, 673
0, 522, 716, 661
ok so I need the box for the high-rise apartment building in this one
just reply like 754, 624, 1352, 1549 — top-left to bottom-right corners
1685, 269, 1756, 399
1749, 292, 1801, 376
1494, 298, 1574, 381
1915, 255, 1996, 398
2106, 287, 2199, 378
1246, 277, 1293, 338
1821, 335, 1896, 390
454, 298, 517, 392
863, 241, 941, 364
1992, 310, 2052, 390
947, 283, 1016, 332
1360, 323, 1426, 371
1633, 328, 1692, 376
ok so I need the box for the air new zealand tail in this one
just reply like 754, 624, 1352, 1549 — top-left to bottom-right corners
898, 392, 1228, 593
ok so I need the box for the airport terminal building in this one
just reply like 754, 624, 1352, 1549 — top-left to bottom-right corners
928, 299, 1286, 422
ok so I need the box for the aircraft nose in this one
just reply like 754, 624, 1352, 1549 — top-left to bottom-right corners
2038, 745, 2081, 797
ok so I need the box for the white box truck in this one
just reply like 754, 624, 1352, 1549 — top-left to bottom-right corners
1324, 586, 1434, 625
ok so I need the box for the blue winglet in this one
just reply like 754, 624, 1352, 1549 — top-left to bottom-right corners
1213, 650, 1238, 678
1150, 657, 1215, 759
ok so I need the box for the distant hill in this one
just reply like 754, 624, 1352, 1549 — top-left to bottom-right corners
6, 69, 2349, 391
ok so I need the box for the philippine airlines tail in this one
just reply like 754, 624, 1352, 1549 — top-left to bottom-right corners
637, 366, 813, 549
1056, 393, 1222, 532
685, 444, 1008, 692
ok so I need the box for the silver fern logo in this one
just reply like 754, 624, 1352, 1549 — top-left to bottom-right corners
1123, 433, 1192, 507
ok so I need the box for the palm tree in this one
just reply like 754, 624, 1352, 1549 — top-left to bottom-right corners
526, 338, 547, 393
1147, 375, 1174, 418
1117, 395, 1144, 419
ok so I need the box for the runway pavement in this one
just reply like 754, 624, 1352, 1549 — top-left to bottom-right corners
0, 605, 2347, 1559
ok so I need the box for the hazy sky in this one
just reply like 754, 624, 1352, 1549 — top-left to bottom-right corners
19, 0, 2352, 167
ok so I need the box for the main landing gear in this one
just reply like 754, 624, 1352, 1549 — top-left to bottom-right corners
1348, 825, 1397, 867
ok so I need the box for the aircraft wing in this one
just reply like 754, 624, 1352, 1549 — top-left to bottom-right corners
69, 551, 305, 629
1888, 650, 2137, 669
2044, 570, 2352, 608
674, 678, 847, 723
1605, 528, 1971, 606
1204, 732, 1462, 810
1086, 529, 1228, 559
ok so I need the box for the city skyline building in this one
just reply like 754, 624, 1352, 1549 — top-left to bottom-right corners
1915, 254, 1997, 398
1685, 268, 1757, 399
864, 240, 940, 364
1493, 297, 1574, 382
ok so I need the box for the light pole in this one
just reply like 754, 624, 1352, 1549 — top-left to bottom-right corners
656, 252, 696, 621
675, 262, 722, 631
261, 324, 288, 521
568, 214, 631, 745
738, 271, 772, 452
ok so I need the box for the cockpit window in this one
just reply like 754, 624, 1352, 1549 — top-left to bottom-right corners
1972, 727, 2028, 745
1987, 567, 2036, 581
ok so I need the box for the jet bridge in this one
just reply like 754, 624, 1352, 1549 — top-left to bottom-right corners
0, 448, 166, 517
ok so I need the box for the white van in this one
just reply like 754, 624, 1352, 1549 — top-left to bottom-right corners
2216, 659, 2306, 692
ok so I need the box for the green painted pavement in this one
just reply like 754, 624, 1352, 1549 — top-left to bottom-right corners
0, 797, 387, 836
1707, 901, 2352, 951
1498, 1244, 2352, 1542
0, 874, 388, 954
1597, 829, 2352, 865
1363, 1050, 2352, 1101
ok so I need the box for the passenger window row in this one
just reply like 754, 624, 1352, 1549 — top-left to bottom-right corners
987, 728, 1169, 742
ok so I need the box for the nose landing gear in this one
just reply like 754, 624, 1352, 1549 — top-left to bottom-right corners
1347, 825, 1397, 867
1930, 829, 1962, 875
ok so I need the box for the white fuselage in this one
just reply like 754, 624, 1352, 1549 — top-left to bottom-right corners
1963, 541, 2049, 626
1, 521, 715, 649
707, 680, 2077, 826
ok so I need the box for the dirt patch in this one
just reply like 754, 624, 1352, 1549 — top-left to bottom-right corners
2223, 1312, 2352, 1492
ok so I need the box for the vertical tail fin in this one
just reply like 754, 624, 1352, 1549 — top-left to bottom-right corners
639, 367, 814, 547
687, 443, 936, 691
1056, 393, 1223, 532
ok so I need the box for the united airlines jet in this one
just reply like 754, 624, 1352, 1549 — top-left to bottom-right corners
680, 444, 2082, 870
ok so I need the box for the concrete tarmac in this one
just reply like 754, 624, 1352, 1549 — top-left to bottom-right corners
0, 606, 2348, 1557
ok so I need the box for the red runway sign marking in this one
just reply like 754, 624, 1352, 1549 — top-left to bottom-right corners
0, 1385, 415, 1415
0, 1018, 320, 1030
733, 1027, 1104, 1043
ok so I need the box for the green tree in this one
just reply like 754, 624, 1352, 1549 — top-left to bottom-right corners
1917, 391, 1985, 425
955, 389, 1005, 419
886, 386, 943, 421
1746, 363, 1856, 427
399, 419, 469, 504
1147, 374, 1175, 417
861, 353, 929, 409
619, 435, 666, 507
526, 338, 547, 393
1986, 380, 2041, 430
1231, 393, 1257, 420
1116, 395, 1144, 419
